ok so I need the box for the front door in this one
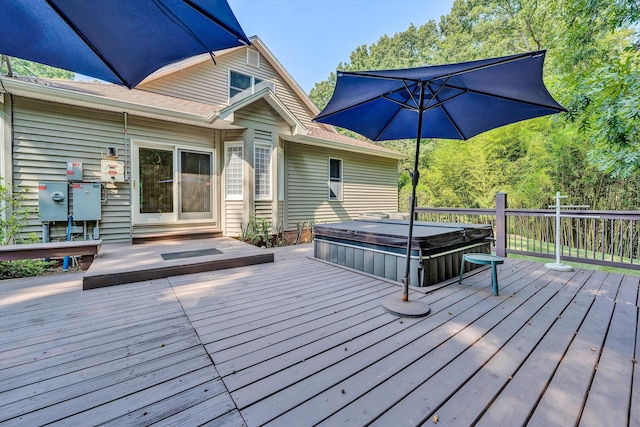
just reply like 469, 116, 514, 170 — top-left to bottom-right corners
132, 143, 214, 224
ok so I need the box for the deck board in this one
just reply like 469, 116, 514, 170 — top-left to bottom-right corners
1, 243, 638, 426
475, 269, 607, 426
0, 273, 235, 425
580, 274, 640, 427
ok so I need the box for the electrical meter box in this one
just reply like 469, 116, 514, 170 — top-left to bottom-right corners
38, 182, 68, 222
66, 161, 83, 181
71, 183, 102, 220
100, 159, 125, 182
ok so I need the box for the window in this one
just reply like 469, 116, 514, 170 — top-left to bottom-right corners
229, 70, 265, 100
225, 143, 243, 200
229, 70, 276, 104
254, 145, 272, 200
329, 158, 342, 200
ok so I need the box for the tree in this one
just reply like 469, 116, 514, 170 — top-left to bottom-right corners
1, 56, 74, 80
309, 0, 640, 209
555, 0, 640, 178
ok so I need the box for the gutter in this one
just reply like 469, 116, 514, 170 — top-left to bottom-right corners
283, 133, 407, 160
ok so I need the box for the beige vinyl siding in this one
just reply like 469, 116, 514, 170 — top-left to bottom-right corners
224, 200, 244, 237
254, 200, 272, 220
139, 59, 223, 106
139, 46, 321, 131
285, 142, 398, 227
11, 97, 131, 242
126, 116, 214, 150
234, 99, 288, 132
253, 129, 274, 224
222, 130, 246, 237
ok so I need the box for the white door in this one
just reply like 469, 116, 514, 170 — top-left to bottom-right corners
132, 143, 214, 224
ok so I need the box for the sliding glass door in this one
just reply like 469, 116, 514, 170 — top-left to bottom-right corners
133, 143, 214, 224
179, 150, 212, 220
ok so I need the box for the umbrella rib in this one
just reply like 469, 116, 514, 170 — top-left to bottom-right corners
442, 83, 567, 112
182, 0, 250, 45
153, 0, 216, 55
429, 50, 546, 82
342, 51, 544, 84
424, 83, 466, 139
373, 107, 406, 141
43, 0, 129, 86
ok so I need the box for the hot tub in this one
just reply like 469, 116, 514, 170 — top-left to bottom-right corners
313, 219, 494, 286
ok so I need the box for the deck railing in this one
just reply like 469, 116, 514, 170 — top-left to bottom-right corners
414, 193, 640, 271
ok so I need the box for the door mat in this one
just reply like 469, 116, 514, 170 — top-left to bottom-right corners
161, 247, 222, 260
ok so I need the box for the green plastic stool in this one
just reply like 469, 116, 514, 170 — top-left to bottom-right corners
459, 253, 504, 296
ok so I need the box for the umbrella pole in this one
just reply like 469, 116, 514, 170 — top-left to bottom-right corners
382, 83, 430, 317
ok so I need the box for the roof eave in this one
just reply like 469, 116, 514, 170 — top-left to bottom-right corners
283, 133, 407, 160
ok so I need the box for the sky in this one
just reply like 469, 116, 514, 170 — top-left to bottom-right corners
227, 0, 455, 93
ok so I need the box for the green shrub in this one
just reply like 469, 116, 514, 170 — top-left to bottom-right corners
0, 259, 55, 279
0, 178, 53, 278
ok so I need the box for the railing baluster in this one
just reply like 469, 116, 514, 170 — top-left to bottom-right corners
411, 205, 640, 270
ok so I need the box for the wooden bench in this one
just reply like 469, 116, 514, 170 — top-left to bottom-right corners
458, 253, 504, 296
0, 240, 102, 271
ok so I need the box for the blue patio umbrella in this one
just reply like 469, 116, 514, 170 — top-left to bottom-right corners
314, 50, 566, 316
0, 0, 250, 88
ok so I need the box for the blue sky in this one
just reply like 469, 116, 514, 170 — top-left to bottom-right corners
228, 0, 455, 93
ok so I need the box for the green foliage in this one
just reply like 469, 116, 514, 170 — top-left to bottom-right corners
0, 178, 34, 245
240, 215, 273, 247
0, 178, 53, 278
0, 259, 54, 280
308, 0, 640, 210
1, 56, 74, 79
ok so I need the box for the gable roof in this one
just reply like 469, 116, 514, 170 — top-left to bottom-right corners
140, 36, 321, 120
217, 86, 307, 135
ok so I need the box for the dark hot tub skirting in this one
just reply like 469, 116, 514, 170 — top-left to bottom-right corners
313, 219, 494, 287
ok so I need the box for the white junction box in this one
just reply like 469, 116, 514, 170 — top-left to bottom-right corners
66, 161, 83, 181
101, 159, 125, 182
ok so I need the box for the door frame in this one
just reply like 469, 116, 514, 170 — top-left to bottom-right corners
131, 140, 216, 225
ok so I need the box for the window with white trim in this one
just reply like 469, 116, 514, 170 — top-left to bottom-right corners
229, 70, 275, 104
329, 158, 342, 201
229, 70, 263, 99
225, 143, 243, 200
254, 144, 272, 200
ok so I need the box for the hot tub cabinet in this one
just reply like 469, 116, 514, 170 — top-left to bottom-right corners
313, 220, 494, 286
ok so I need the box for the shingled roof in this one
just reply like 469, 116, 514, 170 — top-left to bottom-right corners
1, 76, 405, 159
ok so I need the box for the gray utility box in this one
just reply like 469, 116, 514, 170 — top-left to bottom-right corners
38, 182, 68, 222
71, 183, 102, 220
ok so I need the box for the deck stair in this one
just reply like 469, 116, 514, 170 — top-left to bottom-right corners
132, 227, 223, 244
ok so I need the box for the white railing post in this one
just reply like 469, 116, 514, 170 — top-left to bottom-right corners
544, 192, 598, 271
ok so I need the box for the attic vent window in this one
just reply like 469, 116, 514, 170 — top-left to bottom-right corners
247, 49, 260, 68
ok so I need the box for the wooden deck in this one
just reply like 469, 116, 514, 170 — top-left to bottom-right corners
1, 244, 638, 426
82, 236, 274, 290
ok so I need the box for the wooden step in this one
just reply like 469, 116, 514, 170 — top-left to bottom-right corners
132, 228, 223, 244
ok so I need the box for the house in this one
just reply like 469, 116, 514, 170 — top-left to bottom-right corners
0, 37, 404, 244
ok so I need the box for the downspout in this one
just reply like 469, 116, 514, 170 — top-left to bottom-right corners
124, 112, 133, 241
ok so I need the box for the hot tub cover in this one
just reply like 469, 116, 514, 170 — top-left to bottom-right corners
314, 219, 493, 255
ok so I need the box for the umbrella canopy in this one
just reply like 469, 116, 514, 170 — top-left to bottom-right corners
315, 50, 565, 141
0, 0, 250, 88
314, 50, 566, 316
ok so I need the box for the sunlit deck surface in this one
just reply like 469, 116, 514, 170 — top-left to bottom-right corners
1, 244, 639, 426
